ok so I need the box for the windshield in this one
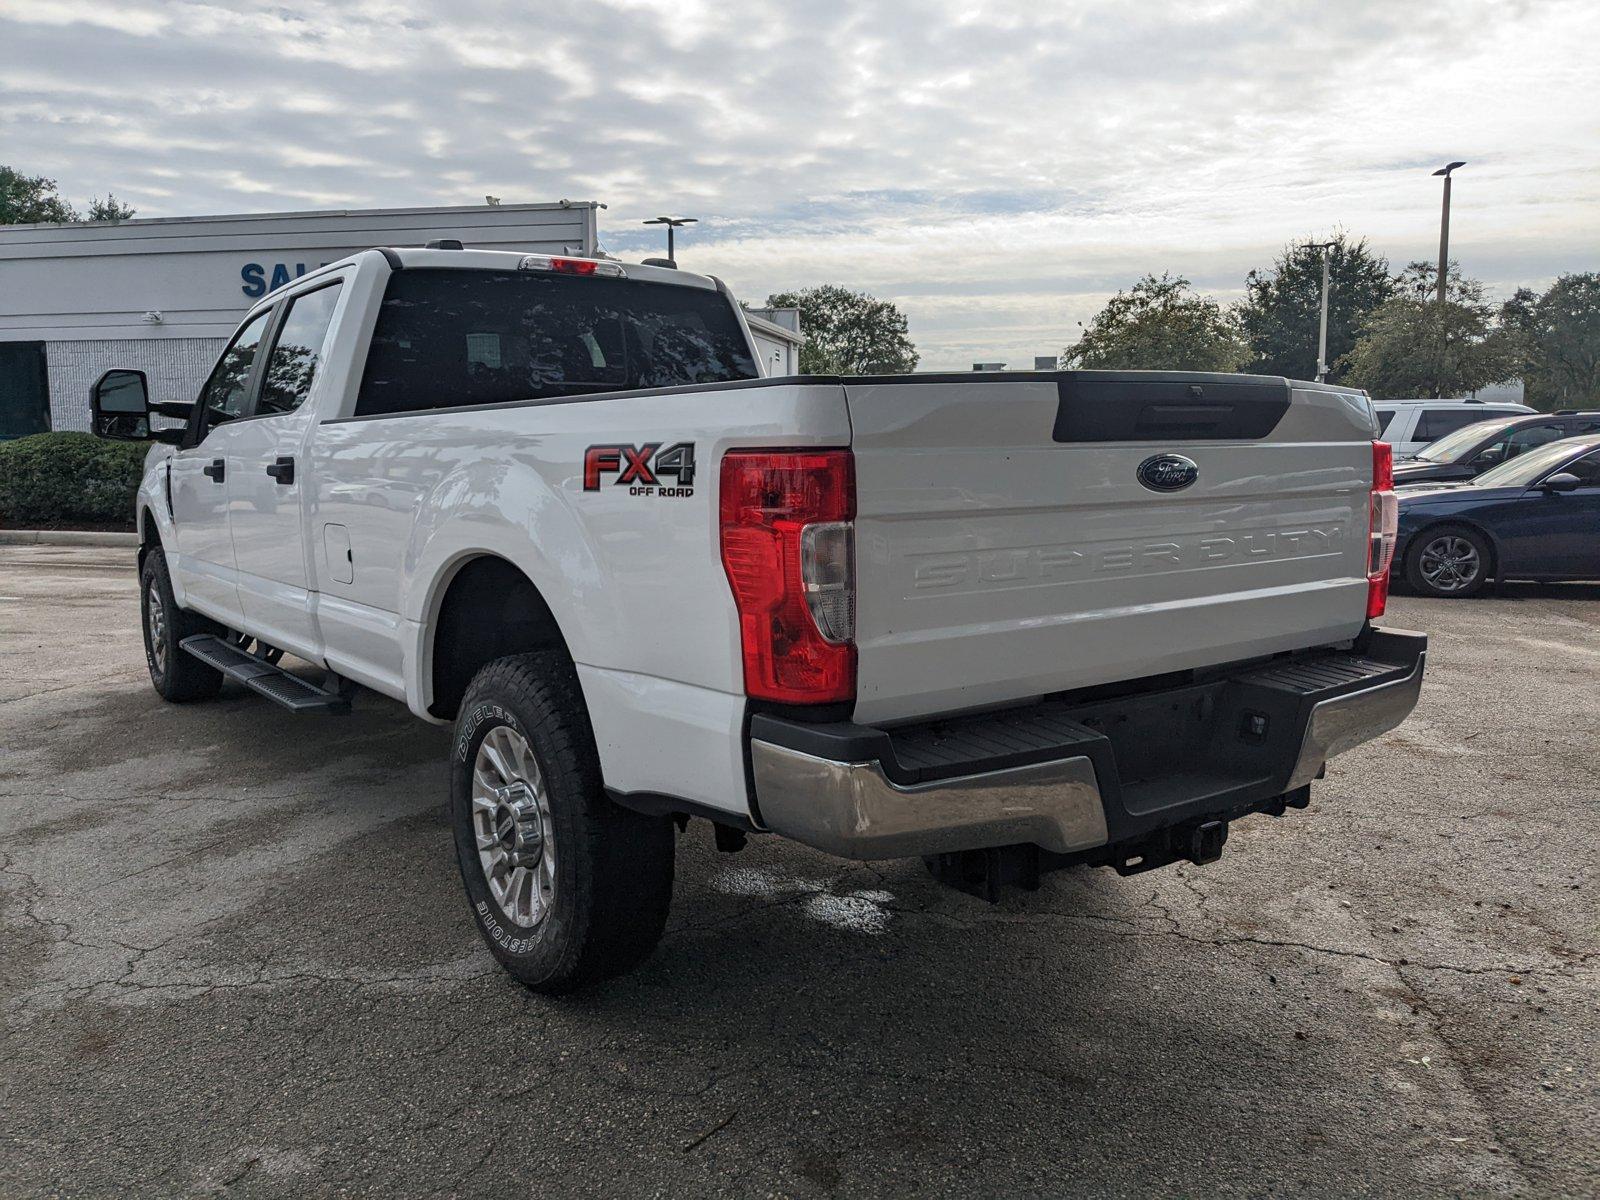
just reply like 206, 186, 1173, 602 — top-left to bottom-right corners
1471, 440, 1587, 489
356, 268, 758, 417
1415, 418, 1516, 463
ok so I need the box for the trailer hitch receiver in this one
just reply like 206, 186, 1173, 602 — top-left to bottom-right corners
1189, 820, 1227, 865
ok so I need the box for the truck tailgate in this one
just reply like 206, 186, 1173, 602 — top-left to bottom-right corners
847, 373, 1378, 724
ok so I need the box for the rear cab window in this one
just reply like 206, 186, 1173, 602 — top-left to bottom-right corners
354, 269, 758, 417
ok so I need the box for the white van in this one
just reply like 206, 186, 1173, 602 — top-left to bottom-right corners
1373, 399, 1534, 458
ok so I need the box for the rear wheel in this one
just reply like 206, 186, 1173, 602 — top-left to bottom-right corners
449, 651, 674, 992
1405, 525, 1491, 598
139, 548, 225, 702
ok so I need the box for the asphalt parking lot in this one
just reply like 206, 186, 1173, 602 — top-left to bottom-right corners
1, 545, 1596, 1198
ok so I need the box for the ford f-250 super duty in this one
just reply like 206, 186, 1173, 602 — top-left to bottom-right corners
91, 245, 1425, 992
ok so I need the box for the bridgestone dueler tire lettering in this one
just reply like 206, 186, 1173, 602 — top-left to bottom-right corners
449, 651, 675, 992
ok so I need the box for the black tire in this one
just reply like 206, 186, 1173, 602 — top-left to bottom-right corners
1404, 524, 1492, 598
139, 547, 225, 702
449, 651, 674, 992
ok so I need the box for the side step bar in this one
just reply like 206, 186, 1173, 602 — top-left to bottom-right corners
180, 634, 353, 714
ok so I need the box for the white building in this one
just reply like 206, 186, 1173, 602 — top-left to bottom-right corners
0, 201, 804, 437
0, 203, 601, 435
742, 306, 804, 376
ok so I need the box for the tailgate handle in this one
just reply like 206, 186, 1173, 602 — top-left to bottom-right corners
1136, 404, 1234, 435
1140, 403, 1233, 422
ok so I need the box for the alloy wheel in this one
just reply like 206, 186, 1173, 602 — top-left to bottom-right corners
145, 584, 168, 676
1419, 535, 1482, 594
471, 725, 556, 927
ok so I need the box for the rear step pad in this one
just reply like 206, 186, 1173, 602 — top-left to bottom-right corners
180, 634, 352, 714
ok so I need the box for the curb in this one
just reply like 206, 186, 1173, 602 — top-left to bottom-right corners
0, 530, 139, 548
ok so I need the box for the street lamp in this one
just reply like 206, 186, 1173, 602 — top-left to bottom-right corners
1310, 241, 1337, 382
642, 215, 697, 263
1431, 162, 1466, 304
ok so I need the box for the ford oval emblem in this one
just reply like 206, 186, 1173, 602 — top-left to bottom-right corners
1137, 453, 1199, 493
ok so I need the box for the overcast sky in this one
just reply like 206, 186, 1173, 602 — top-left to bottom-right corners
2, 0, 1596, 369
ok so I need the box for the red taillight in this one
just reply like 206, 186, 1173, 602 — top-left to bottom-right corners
719, 450, 855, 704
548, 256, 599, 276
1367, 440, 1397, 618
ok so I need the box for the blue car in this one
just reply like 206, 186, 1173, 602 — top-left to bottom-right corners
1395, 435, 1600, 597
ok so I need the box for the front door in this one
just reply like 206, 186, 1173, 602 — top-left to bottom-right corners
227, 280, 345, 655
1536, 450, 1600, 577
168, 308, 271, 625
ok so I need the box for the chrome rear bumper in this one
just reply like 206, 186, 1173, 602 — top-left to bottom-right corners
750, 744, 1108, 860
1285, 654, 1425, 790
750, 628, 1426, 862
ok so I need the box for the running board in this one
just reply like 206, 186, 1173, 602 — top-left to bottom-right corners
179, 635, 353, 714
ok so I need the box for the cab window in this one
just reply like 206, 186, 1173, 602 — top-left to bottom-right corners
258, 283, 343, 415
355, 268, 757, 417
1415, 408, 1490, 442
1562, 450, 1600, 487
1501, 423, 1565, 458
199, 310, 271, 428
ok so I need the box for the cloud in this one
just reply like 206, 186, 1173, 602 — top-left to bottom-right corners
1, 0, 1596, 368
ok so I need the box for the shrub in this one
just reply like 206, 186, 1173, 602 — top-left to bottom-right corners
0, 432, 151, 528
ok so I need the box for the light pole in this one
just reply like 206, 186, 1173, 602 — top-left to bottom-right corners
642, 215, 697, 263
1311, 241, 1336, 382
1431, 162, 1465, 304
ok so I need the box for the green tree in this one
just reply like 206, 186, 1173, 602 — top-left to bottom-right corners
86, 194, 136, 222
764, 285, 918, 374
1340, 262, 1520, 399
1499, 273, 1600, 411
1237, 234, 1394, 383
0, 166, 76, 224
1063, 273, 1247, 371
1, 166, 136, 224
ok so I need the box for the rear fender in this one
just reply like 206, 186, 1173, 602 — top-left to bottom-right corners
401, 459, 616, 715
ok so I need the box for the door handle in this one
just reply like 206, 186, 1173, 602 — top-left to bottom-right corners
203, 458, 225, 482
266, 456, 296, 486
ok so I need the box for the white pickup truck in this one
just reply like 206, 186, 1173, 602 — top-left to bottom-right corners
92, 245, 1425, 991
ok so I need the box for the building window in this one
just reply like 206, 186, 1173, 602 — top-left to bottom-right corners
0, 342, 51, 440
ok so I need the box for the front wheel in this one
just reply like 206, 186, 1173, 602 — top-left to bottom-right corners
139, 548, 225, 702
449, 651, 674, 992
1405, 525, 1491, 598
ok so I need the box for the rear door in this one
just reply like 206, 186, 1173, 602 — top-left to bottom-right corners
226, 279, 345, 655
846, 374, 1376, 723
168, 309, 272, 625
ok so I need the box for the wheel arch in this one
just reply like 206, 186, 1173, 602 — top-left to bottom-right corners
136, 504, 163, 567
420, 553, 577, 721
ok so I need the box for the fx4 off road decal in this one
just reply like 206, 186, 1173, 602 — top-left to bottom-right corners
583, 442, 696, 497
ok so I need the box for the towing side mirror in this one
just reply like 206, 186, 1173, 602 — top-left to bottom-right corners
89, 369, 185, 443
1541, 472, 1582, 493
